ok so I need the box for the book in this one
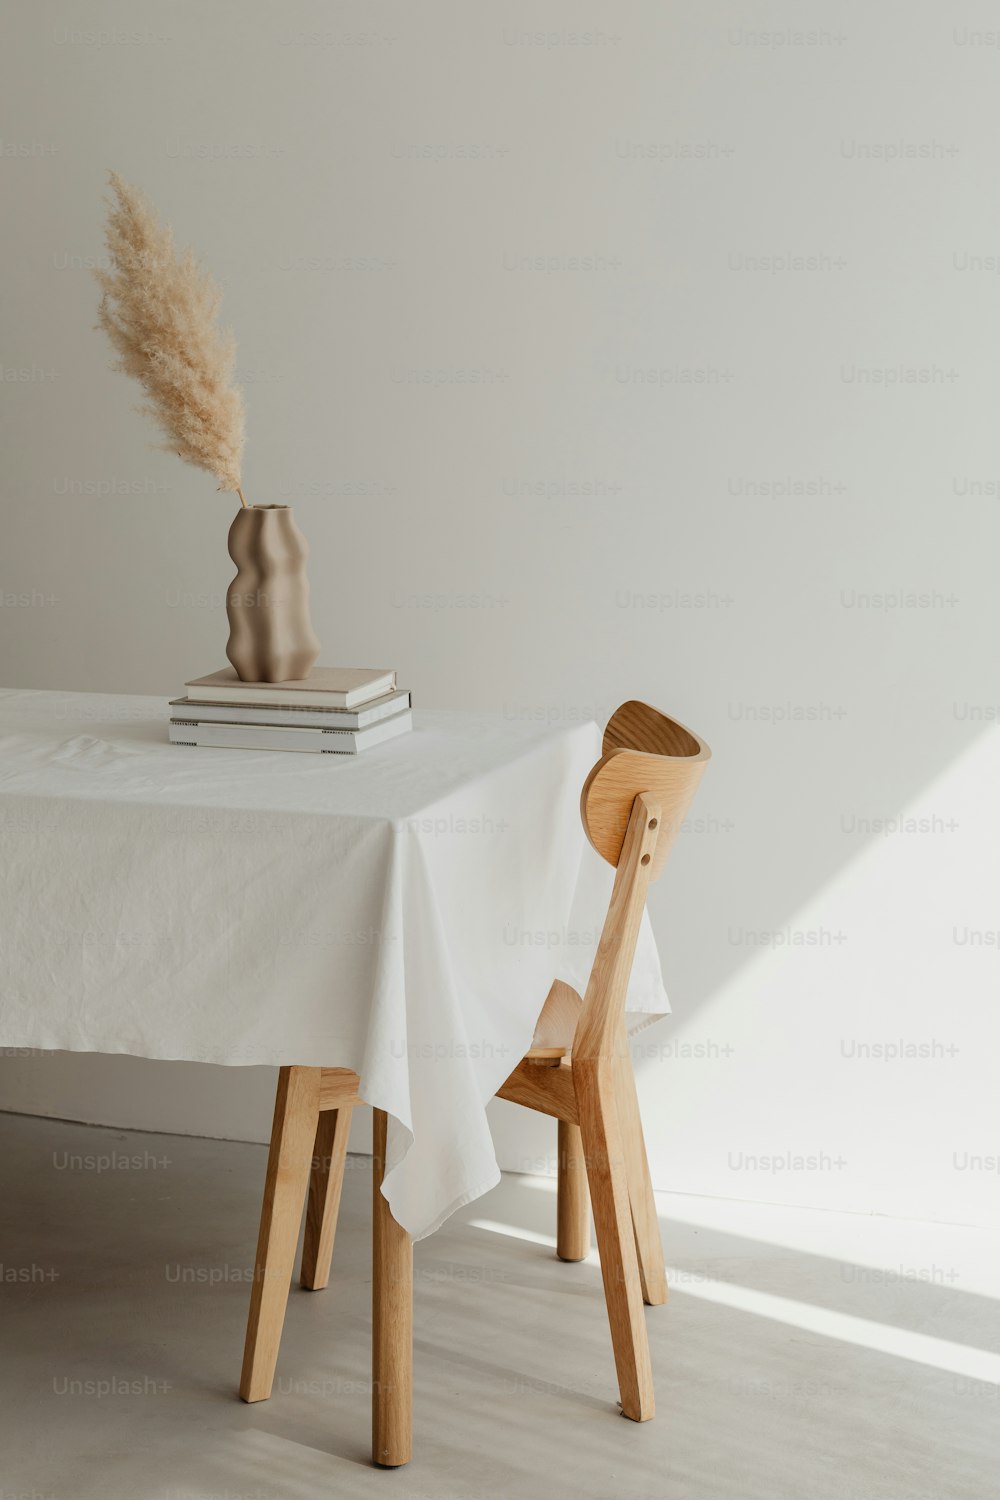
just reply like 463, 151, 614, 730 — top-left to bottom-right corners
185, 666, 396, 709
168, 688, 410, 731
169, 710, 413, 755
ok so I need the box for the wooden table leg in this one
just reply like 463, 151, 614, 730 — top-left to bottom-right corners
372, 1108, 412, 1467
301, 1104, 353, 1290
240, 1066, 321, 1402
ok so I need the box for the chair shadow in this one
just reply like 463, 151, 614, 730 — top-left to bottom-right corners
456, 1170, 1000, 1347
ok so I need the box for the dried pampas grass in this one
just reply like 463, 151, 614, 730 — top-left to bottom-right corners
96, 172, 246, 499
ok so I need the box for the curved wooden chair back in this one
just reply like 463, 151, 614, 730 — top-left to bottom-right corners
580, 701, 711, 880
574, 703, 710, 1063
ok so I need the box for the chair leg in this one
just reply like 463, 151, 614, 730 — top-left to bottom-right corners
556, 1119, 591, 1261
372, 1109, 412, 1467
301, 1105, 353, 1290
576, 1060, 654, 1421
240, 1066, 321, 1403
616, 1053, 668, 1306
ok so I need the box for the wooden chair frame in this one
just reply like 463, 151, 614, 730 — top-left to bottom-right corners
239, 701, 710, 1460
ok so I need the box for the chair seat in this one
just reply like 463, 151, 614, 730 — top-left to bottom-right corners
524, 1045, 568, 1065
528, 979, 584, 1056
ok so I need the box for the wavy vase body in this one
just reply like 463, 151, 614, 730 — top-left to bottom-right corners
225, 505, 321, 683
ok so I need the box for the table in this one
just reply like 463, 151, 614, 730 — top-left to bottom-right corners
0, 689, 669, 1457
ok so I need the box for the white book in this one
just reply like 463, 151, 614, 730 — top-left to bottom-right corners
168, 689, 410, 730
169, 711, 412, 755
185, 666, 396, 709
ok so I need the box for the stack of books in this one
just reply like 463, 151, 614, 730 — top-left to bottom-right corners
169, 667, 412, 755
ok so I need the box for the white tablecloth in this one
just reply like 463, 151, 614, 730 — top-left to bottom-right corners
0, 690, 668, 1238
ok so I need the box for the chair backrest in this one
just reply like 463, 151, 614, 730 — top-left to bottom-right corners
580, 701, 711, 880
574, 702, 710, 1062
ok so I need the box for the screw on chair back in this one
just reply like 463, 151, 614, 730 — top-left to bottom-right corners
574, 702, 711, 1063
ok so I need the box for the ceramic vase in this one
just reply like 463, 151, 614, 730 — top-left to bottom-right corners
225, 504, 320, 683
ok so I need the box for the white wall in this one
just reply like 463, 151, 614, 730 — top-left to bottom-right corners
2, 1, 998, 1225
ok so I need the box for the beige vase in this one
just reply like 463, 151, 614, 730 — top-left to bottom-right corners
225, 505, 320, 683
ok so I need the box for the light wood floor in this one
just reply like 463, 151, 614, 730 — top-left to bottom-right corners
0, 1112, 996, 1500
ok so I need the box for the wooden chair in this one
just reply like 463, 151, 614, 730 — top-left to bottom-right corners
238, 701, 709, 1455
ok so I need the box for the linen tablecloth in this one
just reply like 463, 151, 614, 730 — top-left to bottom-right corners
0, 689, 668, 1238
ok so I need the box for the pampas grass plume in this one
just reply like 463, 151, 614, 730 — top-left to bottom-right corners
95, 172, 246, 499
